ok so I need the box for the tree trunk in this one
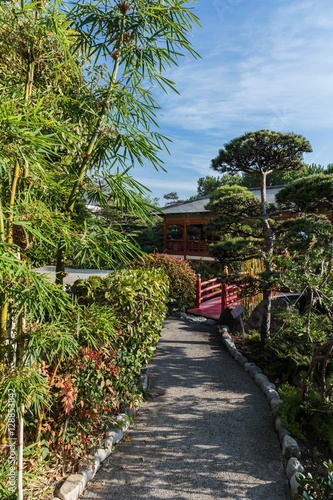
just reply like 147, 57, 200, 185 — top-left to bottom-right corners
260, 172, 273, 342
0, 199, 7, 369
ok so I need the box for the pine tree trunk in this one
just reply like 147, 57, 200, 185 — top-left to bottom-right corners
260, 171, 273, 342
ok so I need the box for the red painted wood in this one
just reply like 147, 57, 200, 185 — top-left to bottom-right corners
188, 296, 223, 320
192, 272, 242, 319
201, 278, 218, 286
201, 290, 222, 301
221, 284, 227, 310
183, 223, 187, 258
196, 275, 201, 308
201, 283, 222, 294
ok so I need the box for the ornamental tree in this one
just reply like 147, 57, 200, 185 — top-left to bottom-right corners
211, 130, 312, 340
273, 173, 333, 344
163, 192, 184, 205
196, 174, 242, 196
276, 173, 333, 220
206, 185, 263, 263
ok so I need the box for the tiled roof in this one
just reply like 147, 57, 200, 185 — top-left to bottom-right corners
161, 186, 283, 214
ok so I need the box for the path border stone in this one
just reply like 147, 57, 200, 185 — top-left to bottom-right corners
218, 325, 303, 498
52, 369, 149, 500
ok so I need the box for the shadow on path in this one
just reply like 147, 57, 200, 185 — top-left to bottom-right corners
82, 317, 289, 500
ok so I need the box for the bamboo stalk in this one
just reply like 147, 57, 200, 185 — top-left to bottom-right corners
16, 302, 26, 368
23, 59, 35, 178
1, 51, 33, 361
7, 161, 20, 244
0, 199, 6, 367
0, 199, 5, 242
0, 196, 7, 443
65, 21, 125, 214
56, 17, 126, 285
17, 404, 24, 500
0, 300, 8, 368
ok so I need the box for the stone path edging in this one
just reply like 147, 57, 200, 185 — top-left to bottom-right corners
52, 369, 149, 500
219, 326, 304, 498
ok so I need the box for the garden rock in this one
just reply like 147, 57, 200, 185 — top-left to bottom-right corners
275, 417, 283, 432
290, 473, 301, 496
224, 339, 237, 356
124, 406, 137, 418
254, 373, 269, 387
282, 435, 301, 459
279, 426, 291, 442
245, 296, 290, 334
95, 447, 110, 463
107, 427, 123, 443
286, 457, 304, 479
115, 413, 131, 431
218, 305, 244, 333
270, 397, 283, 415
262, 383, 279, 401
57, 474, 85, 500
220, 328, 231, 338
80, 467, 94, 484
234, 351, 248, 367
244, 362, 262, 378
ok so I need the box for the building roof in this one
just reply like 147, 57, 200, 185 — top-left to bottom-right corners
161, 185, 284, 214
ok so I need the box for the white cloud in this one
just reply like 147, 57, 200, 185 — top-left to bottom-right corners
132, 0, 333, 200
155, 0, 333, 135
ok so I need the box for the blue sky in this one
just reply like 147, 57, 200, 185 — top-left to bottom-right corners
131, 0, 333, 203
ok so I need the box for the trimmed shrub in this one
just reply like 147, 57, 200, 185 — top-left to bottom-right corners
0, 268, 170, 478
70, 267, 169, 398
131, 253, 196, 309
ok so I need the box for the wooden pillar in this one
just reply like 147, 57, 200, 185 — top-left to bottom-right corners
221, 266, 229, 310
221, 284, 227, 311
196, 274, 201, 308
183, 222, 187, 258
164, 220, 167, 252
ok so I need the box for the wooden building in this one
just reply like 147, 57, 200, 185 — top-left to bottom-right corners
161, 186, 283, 260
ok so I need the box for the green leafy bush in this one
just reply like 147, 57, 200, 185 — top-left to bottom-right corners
278, 383, 333, 452
296, 460, 333, 499
263, 329, 314, 383
257, 306, 331, 383
54, 267, 169, 461
278, 383, 305, 440
131, 253, 196, 308
0, 268, 169, 489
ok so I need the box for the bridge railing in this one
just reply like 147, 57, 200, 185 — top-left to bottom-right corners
195, 273, 240, 311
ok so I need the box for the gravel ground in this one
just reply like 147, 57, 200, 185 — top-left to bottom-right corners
82, 317, 290, 500
34, 266, 113, 285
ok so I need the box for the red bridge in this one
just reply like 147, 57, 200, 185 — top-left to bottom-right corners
188, 274, 242, 320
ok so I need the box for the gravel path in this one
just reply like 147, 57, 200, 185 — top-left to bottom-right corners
82, 317, 290, 500
34, 266, 113, 285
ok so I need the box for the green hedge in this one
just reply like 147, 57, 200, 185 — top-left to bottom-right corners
70, 267, 169, 405
131, 253, 196, 309
54, 268, 168, 462
0, 268, 169, 494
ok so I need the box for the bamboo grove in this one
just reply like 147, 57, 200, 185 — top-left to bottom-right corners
0, 0, 199, 496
